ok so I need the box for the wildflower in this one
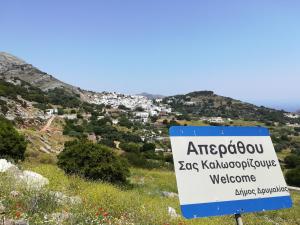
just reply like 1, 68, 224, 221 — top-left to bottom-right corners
103, 212, 109, 217
15, 211, 21, 218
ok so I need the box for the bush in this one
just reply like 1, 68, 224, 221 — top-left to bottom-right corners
274, 142, 289, 152
284, 155, 300, 169
0, 117, 27, 161
57, 108, 64, 115
57, 140, 130, 184
99, 138, 116, 148
141, 143, 156, 152
119, 142, 140, 153
118, 117, 133, 128
286, 168, 300, 187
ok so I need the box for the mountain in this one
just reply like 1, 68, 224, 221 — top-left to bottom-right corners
0, 52, 80, 94
1, 52, 298, 124
138, 92, 165, 100
163, 91, 297, 123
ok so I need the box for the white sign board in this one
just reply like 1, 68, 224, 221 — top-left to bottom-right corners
170, 126, 292, 219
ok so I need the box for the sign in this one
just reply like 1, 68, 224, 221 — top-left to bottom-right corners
170, 126, 292, 219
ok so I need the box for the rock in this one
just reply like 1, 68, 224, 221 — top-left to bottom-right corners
4, 220, 15, 225
18, 170, 49, 190
50, 191, 68, 204
39, 146, 50, 154
4, 220, 28, 225
0, 160, 49, 190
44, 144, 52, 151
6, 165, 22, 177
168, 207, 179, 218
69, 196, 82, 205
14, 220, 29, 225
0, 159, 15, 172
162, 191, 178, 198
50, 191, 82, 206
10, 191, 20, 198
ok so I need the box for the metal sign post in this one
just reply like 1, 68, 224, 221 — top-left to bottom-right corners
235, 214, 243, 225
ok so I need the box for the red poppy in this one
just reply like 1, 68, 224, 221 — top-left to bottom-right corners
98, 207, 103, 212
15, 211, 21, 218
102, 212, 109, 217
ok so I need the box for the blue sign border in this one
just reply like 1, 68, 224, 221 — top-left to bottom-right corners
170, 126, 293, 219
181, 196, 292, 219
170, 126, 269, 137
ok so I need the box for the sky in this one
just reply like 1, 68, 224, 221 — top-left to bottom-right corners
0, 0, 299, 112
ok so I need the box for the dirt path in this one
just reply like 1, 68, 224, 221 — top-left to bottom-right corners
41, 115, 55, 132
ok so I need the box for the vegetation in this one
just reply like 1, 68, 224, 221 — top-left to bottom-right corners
163, 91, 300, 124
0, 78, 103, 114
57, 140, 130, 184
0, 117, 27, 161
1, 162, 296, 225
0, 76, 300, 223
286, 168, 300, 187
284, 154, 300, 169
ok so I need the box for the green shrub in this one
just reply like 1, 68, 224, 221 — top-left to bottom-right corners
0, 117, 27, 161
286, 168, 300, 187
57, 140, 130, 184
99, 138, 116, 148
119, 142, 140, 153
284, 155, 300, 169
141, 142, 156, 152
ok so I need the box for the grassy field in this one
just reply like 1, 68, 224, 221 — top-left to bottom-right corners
12, 163, 299, 225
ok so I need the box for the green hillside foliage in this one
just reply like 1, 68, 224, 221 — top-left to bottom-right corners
0, 78, 104, 114
57, 140, 130, 184
0, 116, 27, 161
164, 91, 299, 124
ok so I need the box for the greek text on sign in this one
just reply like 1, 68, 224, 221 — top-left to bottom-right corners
170, 126, 292, 219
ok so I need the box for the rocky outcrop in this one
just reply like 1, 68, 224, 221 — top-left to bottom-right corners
0, 159, 49, 190
0, 52, 80, 93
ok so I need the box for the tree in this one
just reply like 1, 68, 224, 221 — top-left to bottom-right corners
0, 117, 27, 161
119, 116, 133, 129
119, 142, 140, 153
141, 143, 156, 152
135, 106, 144, 112
57, 140, 130, 184
57, 108, 64, 115
118, 105, 129, 110
284, 155, 300, 169
286, 168, 300, 187
99, 138, 116, 148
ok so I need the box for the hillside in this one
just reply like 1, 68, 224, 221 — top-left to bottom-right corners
138, 92, 165, 100
0, 52, 82, 94
1, 52, 297, 125
164, 91, 298, 124
0, 52, 300, 225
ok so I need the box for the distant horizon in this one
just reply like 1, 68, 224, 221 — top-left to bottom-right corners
1, 50, 299, 113
1, 1, 299, 112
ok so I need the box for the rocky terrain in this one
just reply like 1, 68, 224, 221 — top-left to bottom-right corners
0, 52, 81, 94
138, 92, 165, 100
